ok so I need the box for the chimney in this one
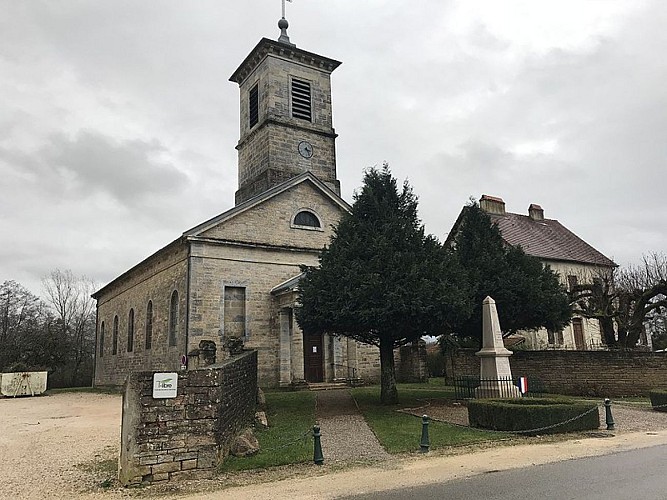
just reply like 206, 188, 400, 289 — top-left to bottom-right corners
480, 195, 506, 215
528, 203, 544, 221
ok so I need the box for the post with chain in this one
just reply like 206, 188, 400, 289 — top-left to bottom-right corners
313, 424, 324, 465
420, 414, 430, 453
604, 398, 615, 431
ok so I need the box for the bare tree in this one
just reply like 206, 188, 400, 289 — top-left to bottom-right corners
569, 268, 619, 346
0, 280, 42, 344
570, 253, 667, 348
42, 270, 97, 385
0, 281, 49, 370
616, 253, 667, 347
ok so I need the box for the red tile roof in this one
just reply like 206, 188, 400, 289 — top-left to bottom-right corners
488, 212, 616, 267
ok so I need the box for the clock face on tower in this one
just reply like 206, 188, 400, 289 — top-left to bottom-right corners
298, 140, 314, 158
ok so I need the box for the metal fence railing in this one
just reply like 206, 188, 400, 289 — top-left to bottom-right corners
453, 375, 546, 399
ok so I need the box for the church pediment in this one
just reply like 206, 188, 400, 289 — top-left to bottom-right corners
184, 172, 349, 250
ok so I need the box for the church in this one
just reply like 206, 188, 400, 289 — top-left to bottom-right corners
92, 17, 383, 387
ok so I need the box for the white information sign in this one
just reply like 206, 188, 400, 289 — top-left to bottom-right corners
152, 372, 178, 399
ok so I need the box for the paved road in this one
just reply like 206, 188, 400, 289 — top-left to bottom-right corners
341, 444, 667, 500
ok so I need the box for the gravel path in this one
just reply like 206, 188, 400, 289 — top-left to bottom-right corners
316, 389, 390, 463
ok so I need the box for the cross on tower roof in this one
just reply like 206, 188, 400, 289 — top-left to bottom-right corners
278, 0, 295, 46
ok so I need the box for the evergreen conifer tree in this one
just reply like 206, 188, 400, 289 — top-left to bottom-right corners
297, 166, 469, 404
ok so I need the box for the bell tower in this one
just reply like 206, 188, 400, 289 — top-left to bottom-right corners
229, 15, 341, 205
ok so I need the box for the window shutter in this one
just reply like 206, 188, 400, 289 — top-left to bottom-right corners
291, 78, 312, 121
249, 84, 259, 128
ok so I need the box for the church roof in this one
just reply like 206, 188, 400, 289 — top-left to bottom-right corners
270, 273, 304, 295
229, 37, 342, 85
93, 172, 348, 299
184, 171, 350, 237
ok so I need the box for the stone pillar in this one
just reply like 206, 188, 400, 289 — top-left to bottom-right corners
323, 334, 332, 382
346, 338, 357, 378
279, 309, 292, 388
331, 335, 344, 382
290, 313, 306, 387
475, 296, 521, 398
346, 338, 363, 385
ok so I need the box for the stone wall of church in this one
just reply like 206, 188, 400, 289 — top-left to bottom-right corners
94, 242, 189, 387
187, 241, 321, 387
355, 343, 381, 383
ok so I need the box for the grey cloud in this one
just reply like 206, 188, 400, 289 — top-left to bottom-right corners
40, 131, 189, 206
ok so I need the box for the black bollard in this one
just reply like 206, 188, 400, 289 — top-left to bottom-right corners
604, 398, 615, 431
313, 424, 324, 465
420, 414, 430, 453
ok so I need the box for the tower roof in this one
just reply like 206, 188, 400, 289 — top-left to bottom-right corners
229, 38, 341, 85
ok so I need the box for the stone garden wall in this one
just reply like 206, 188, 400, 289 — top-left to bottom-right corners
119, 350, 257, 485
445, 349, 667, 397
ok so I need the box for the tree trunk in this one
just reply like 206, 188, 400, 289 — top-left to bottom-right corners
599, 317, 617, 347
379, 337, 398, 405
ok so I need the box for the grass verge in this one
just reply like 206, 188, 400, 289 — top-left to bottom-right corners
220, 391, 316, 472
352, 385, 508, 453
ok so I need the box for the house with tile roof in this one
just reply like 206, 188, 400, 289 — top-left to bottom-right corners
449, 195, 616, 350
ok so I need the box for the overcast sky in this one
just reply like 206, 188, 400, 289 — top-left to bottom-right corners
1, 0, 665, 296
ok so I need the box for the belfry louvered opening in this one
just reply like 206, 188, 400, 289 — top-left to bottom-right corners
291, 78, 312, 121
249, 84, 259, 128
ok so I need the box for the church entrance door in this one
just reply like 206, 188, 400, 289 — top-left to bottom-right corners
303, 332, 324, 382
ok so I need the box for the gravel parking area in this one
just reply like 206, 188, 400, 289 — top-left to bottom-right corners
0, 392, 121, 499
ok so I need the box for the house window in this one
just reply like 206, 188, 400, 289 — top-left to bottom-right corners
249, 83, 259, 128
548, 329, 564, 346
169, 290, 179, 347
294, 210, 320, 228
291, 78, 312, 121
112, 316, 118, 355
145, 300, 153, 350
224, 286, 246, 338
127, 309, 134, 353
567, 275, 578, 291
99, 321, 105, 358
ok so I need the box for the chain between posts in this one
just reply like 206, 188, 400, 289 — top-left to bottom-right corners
258, 428, 313, 452
401, 401, 606, 436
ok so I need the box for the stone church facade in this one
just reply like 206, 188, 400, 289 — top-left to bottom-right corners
93, 24, 382, 387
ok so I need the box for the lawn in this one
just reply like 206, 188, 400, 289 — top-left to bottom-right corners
220, 380, 508, 471
352, 381, 508, 453
220, 390, 317, 472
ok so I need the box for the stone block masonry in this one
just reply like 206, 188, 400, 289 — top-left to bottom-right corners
446, 348, 667, 397
119, 350, 257, 486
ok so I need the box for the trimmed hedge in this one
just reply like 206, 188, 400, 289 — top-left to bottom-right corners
468, 398, 599, 435
649, 389, 667, 412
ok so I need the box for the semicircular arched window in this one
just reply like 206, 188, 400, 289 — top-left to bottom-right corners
293, 210, 321, 228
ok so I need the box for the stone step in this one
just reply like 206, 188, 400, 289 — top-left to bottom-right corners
308, 382, 349, 391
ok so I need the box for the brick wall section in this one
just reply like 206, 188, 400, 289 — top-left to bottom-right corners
119, 350, 257, 486
446, 349, 667, 396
